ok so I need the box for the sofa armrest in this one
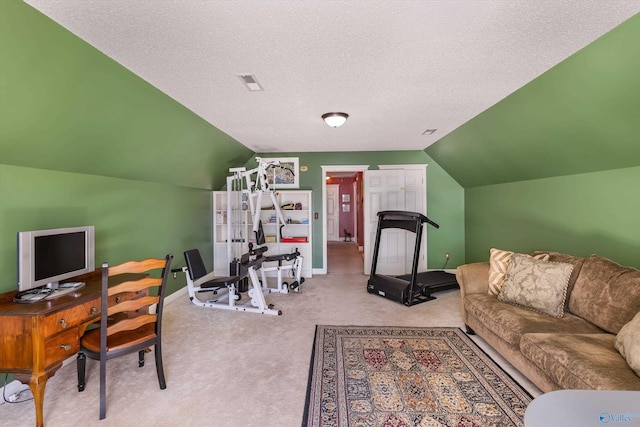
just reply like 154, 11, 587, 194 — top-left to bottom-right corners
456, 262, 490, 328
456, 262, 490, 296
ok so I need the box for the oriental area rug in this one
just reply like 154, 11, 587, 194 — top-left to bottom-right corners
303, 326, 531, 427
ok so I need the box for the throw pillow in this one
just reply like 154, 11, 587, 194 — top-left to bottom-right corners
615, 311, 640, 377
498, 254, 574, 318
488, 248, 549, 295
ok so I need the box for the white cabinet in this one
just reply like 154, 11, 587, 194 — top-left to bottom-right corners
259, 190, 312, 278
212, 190, 313, 278
212, 191, 253, 276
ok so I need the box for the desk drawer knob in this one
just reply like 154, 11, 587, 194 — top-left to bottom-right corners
115, 296, 122, 303
90, 307, 97, 315
59, 319, 67, 329
60, 344, 71, 351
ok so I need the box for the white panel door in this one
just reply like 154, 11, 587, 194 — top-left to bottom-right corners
363, 170, 406, 275
326, 184, 340, 242
402, 169, 426, 273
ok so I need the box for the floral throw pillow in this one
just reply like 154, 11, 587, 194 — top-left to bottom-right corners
498, 253, 574, 318
488, 248, 549, 295
615, 311, 640, 377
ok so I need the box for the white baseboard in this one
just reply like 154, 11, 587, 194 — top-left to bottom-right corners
165, 286, 187, 305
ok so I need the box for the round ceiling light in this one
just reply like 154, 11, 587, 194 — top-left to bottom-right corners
322, 112, 349, 128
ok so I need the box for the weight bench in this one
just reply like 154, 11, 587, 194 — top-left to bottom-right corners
179, 248, 281, 315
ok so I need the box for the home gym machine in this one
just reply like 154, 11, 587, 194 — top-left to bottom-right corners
179, 245, 281, 315
366, 210, 458, 306
227, 157, 305, 294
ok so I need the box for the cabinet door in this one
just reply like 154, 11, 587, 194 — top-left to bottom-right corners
212, 192, 229, 275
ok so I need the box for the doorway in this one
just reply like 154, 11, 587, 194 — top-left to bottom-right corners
321, 165, 369, 274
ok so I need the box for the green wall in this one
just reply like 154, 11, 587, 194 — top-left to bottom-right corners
426, 13, 640, 268
0, 0, 253, 189
0, 0, 254, 295
0, 164, 213, 295
426, 13, 640, 188
465, 166, 640, 269
253, 151, 465, 269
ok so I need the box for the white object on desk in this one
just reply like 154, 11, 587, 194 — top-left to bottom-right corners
525, 390, 640, 426
59, 282, 85, 289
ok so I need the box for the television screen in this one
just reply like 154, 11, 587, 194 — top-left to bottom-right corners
34, 232, 86, 281
18, 226, 95, 292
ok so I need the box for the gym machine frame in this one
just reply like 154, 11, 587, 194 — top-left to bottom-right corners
227, 157, 305, 294
180, 245, 281, 315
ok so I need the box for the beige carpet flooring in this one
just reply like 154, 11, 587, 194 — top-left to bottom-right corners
1, 242, 541, 427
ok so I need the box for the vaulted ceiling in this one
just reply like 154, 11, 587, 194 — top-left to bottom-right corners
24, 0, 640, 153
426, 12, 640, 187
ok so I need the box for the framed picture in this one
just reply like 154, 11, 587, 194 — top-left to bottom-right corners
263, 157, 299, 188
342, 203, 350, 212
342, 194, 350, 202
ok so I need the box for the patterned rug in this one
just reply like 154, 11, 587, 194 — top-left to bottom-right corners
303, 326, 531, 427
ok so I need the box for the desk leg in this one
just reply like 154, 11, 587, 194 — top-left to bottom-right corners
31, 377, 47, 427
16, 373, 47, 427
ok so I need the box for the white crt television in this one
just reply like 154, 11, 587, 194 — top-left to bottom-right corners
17, 226, 95, 292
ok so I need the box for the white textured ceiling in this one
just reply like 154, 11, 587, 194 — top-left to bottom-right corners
24, 0, 640, 153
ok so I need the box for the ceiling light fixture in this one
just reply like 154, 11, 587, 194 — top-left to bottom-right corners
322, 112, 348, 128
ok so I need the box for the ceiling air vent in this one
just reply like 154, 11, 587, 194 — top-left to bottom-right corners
237, 74, 264, 91
422, 129, 437, 135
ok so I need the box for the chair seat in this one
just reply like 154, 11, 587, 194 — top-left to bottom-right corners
82, 323, 157, 354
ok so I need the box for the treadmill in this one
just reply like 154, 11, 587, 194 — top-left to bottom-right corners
366, 210, 459, 306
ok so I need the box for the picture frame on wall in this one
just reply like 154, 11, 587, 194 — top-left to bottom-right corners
263, 157, 299, 188
342, 194, 350, 202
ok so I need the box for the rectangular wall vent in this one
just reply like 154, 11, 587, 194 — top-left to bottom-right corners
237, 74, 264, 91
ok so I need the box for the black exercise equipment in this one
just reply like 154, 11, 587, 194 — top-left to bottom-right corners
180, 247, 281, 315
366, 210, 459, 306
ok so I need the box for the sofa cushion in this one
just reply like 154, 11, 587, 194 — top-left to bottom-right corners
498, 254, 574, 317
568, 255, 640, 334
464, 294, 604, 346
488, 248, 548, 295
521, 333, 640, 390
615, 311, 640, 377
531, 251, 585, 305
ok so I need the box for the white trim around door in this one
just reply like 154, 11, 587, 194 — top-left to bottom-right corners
319, 165, 369, 274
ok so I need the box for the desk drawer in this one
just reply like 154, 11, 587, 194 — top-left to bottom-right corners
45, 328, 79, 366
43, 300, 100, 337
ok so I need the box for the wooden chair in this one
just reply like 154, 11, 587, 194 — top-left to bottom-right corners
76, 254, 173, 419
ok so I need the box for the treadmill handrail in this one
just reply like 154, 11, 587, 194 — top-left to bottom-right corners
376, 210, 440, 229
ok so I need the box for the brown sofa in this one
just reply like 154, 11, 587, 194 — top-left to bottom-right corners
456, 251, 640, 392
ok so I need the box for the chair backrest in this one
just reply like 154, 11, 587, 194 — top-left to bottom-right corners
184, 249, 208, 281
100, 254, 173, 343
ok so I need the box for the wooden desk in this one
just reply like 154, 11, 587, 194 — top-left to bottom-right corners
0, 279, 101, 427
